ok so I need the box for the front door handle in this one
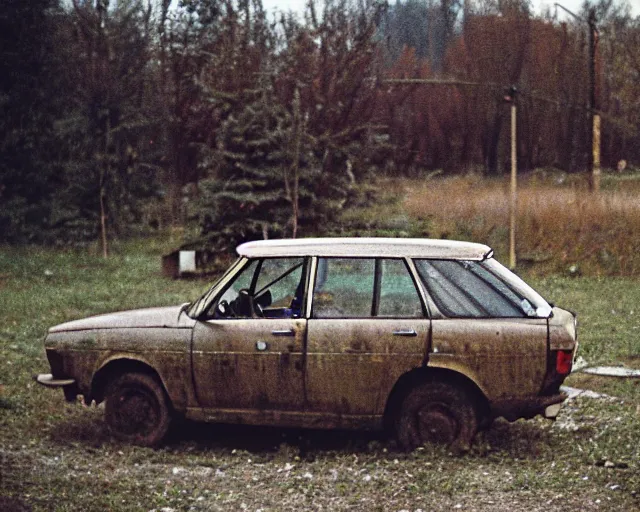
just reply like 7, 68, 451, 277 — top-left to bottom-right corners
393, 329, 417, 337
271, 329, 295, 337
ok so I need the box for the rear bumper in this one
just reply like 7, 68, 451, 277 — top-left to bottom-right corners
34, 373, 78, 402
491, 392, 567, 422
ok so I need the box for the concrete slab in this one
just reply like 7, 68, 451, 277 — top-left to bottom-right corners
581, 366, 640, 378
560, 386, 614, 400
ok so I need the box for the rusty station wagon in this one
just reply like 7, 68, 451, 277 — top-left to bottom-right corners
36, 238, 578, 449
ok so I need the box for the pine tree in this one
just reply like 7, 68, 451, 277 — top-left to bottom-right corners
196, 83, 321, 252
192, 0, 391, 252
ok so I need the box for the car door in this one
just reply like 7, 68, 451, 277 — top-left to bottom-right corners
414, 259, 548, 400
305, 257, 430, 418
191, 257, 308, 411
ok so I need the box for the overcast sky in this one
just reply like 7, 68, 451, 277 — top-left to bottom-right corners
261, 0, 640, 18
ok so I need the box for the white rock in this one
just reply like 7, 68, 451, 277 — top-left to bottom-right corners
581, 366, 640, 378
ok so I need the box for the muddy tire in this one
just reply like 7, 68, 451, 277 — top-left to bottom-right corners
105, 372, 171, 446
396, 380, 477, 452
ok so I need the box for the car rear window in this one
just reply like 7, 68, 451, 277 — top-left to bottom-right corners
415, 260, 529, 318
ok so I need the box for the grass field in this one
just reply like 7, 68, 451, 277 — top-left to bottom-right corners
1, 231, 639, 511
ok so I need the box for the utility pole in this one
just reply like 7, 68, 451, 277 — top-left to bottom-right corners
384, 78, 521, 266
588, 7, 601, 192
555, 3, 601, 192
505, 86, 518, 270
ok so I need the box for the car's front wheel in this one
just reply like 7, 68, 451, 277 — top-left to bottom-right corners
395, 380, 477, 452
104, 372, 171, 446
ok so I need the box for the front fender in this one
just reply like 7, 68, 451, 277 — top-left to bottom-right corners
91, 349, 194, 411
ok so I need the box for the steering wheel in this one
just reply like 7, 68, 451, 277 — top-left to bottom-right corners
235, 289, 264, 318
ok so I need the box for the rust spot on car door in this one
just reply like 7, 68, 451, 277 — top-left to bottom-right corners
305, 319, 428, 415
191, 318, 306, 411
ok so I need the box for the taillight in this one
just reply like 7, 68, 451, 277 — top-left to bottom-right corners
556, 350, 573, 375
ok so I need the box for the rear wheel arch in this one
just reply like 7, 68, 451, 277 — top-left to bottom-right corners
383, 367, 490, 436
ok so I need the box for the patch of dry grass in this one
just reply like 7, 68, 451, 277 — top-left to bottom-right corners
404, 174, 640, 275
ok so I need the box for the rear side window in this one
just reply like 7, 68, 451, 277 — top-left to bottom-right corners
313, 258, 423, 318
313, 258, 375, 318
415, 260, 528, 318
378, 259, 423, 317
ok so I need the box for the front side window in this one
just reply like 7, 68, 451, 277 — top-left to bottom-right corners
415, 259, 536, 318
313, 258, 423, 318
205, 258, 306, 319
254, 258, 305, 314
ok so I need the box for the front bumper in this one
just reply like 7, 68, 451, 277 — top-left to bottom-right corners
35, 373, 75, 387
34, 373, 78, 402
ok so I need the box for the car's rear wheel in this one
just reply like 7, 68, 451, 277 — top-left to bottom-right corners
396, 380, 477, 452
104, 372, 171, 446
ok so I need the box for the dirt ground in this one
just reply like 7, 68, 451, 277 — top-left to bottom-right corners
2, 389, 639, 511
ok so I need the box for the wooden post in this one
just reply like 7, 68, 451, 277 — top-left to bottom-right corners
510, 98, 517, 270
593, 113, 601, 191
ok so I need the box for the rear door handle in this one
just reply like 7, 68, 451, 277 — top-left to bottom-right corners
393, 329, 417, 337
271, 329, 295, 337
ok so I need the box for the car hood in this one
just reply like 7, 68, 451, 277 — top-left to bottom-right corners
48, 305, 187, 333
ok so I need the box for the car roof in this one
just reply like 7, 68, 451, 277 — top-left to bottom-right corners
237, 238, 492, 260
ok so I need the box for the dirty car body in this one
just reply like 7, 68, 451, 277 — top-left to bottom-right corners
37, 238, 578, 448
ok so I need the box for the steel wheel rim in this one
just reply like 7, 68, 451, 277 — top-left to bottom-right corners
112, 386, 160, 437
416, 403, 458, 445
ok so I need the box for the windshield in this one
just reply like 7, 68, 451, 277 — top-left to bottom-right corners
186, 257, 246, 318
